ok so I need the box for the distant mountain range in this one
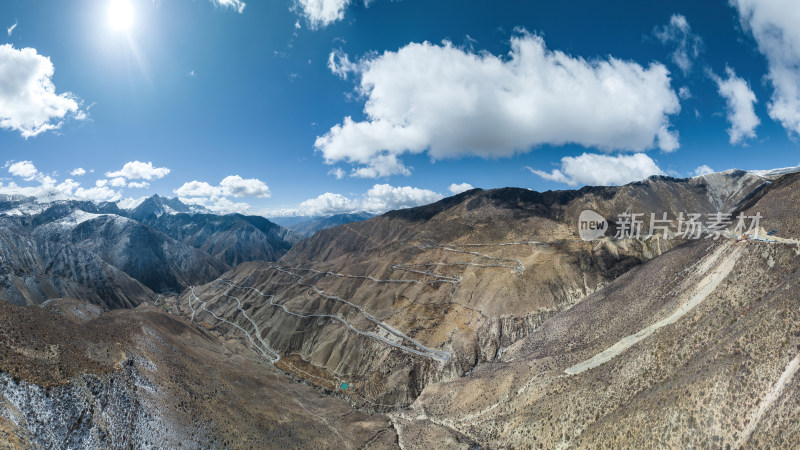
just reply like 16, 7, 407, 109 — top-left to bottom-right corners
0, 194, 300, 307
270, 212, 375, 237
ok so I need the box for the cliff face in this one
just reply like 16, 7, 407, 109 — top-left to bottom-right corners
0, 364, 187, 449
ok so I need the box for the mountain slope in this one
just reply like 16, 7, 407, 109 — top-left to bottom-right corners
389, 173, 800, 448
64, 214, 230, 293
286, 171, 767, 264
406, 234, 800, 447
0, 195, 298, 300
169, 171, 770, 410
142, 213, 299, 266
0, 217, 153, 309
0, 300, 397, 448
737, 171, 800, 237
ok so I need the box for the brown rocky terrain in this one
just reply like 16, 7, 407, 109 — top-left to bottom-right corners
166, 171, 770, 411
402, 236, 800, 447
738, 171, 800, 238
383, 173, 800, 448
2, 170, 797, 448
0, 299, 399, 448
0, 223, 154, 309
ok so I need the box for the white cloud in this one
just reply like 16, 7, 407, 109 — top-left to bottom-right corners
328, 167, 345, 179
219, 175, 271, 198
448, 182, 474, 195
7, 21, 17, 36
5, 160, 61, 188
350, 153, 411, 178
275, 183, 443, 216
731, 0, 800, 136
710, 66, 760, 144
0, 44, 84, 138
0, 182, 47, 198
109, 177, 127, 187
207, 197, 251, 214
73, 186, 121, 202
175, 176, 270, 199
38, 175, 57, 187
70, 167, 87, 176
297, 192, 359, 216
317, 32, 681, 178
127, 181, 150, 189
678, 86, 692, 100
211, 0, 245, 13
174, 180, 218, 198
653, 14, 703, 75
180, 196, 251, 215
295, 0, 351, 28
1, 160, 125, 202
0, 177, 120, 203
7, 160, 38, 180
693, 165, 715, 176
360, 184, 443, 213
56, 179, 80, 195
527, 153, 665, 186
105, 161, 170, 180
174, 175, 270, 214
328, 49, 357, 79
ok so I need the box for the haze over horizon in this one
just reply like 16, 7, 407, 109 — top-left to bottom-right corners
2, 0, 800, 217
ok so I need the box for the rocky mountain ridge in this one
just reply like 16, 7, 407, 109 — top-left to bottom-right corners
0, 195, 298, 309
1, 169, 799, 447
169, 169, 774, 412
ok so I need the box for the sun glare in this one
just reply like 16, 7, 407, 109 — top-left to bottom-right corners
108, 0, 134, 32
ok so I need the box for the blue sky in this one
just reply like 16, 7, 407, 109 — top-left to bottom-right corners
1, 0, 799, 216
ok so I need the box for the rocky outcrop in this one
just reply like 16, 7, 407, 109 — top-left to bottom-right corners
0, 362, 195, 449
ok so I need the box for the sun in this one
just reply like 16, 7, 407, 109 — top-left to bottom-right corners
108, 0, 134, 32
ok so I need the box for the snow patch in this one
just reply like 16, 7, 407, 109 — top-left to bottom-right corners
117, 196, 148, 210
56, 210, 106, 226
748, 164, 800, 179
